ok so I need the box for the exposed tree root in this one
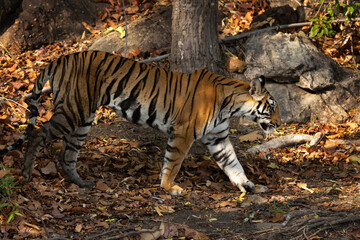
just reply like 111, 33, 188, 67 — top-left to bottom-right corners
247, 132, 324, 154
253, 212, 360, 240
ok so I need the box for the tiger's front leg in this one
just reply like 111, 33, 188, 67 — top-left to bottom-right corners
202, 131, 255, 193
160, 133, 193, 196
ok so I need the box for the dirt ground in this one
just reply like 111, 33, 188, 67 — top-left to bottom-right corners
0, 1, 359, 238
1, 114, 360, 239
8, 116, 353, 240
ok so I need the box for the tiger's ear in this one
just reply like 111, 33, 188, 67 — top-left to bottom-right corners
249, 75, 266, 100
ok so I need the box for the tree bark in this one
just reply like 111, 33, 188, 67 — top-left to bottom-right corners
170, 0, 223, 74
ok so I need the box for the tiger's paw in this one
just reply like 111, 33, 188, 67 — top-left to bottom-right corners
232, 179, 255, 193
75, 180, 95, 189
169, 185, 184, 196
21, 167, 32, 181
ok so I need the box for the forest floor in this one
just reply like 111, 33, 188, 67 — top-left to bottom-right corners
1, 115, 360, 239
0, 0, 360, 239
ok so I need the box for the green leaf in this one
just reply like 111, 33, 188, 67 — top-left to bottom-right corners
103, 27, 115, 35
208, 217, 217, 222
348, 6, 355, 15
116, 26, 126, 39
324, 27, 329, 36
8, 212, 15, 222
348, 155, 360, 165
317, 28, 325, 38
309, 17, 319, 23
335, 0, 340, 10
103, 26, 126, 39
93, 116, 99, 125
0, 203, 12, 208
309, 25, 320, 38
267, 162, 279, 169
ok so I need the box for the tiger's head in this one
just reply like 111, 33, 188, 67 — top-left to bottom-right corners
246, 75, 281, 135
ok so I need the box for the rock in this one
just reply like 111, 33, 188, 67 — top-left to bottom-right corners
264, 74, 360, 123
0, 0, 22, 26
268, 0, 301, 9
254, 184, 268, 194
0, 0, 107, 53
240, 195, 268, 208
90, 6, 171, 53
244, 32, 339, 91
242, 31, 360, 123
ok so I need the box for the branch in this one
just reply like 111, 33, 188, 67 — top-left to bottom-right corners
0, 95, 30, 111
247, 132, 324, 154
220, 18, 360, 43
139, 54, 169, 63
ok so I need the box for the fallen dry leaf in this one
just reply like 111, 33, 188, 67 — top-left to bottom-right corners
184, 227, 209, 240
269, 213, 285, 223
324, 140, 337, 153
239, 131, 263, 142
163, 222, 178, 238
75, 224, 82, 233
227, 57, 246, 73
40, 161, 57, 176
96, 179, 110, 191
154, 205, 175, 216
0, 169, 10, 178
96, 221, 110, 229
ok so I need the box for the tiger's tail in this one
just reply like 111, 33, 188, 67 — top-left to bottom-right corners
0, 65, 53, 155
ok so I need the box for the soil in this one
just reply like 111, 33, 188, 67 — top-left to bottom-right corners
51, 116, 358, 240
0, 1, 359, 238
1, 109, 360, 240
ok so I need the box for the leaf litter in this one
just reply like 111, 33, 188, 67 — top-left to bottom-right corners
0, 0, 360, 239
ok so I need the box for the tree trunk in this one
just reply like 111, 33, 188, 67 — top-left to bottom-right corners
170, 0, 223, 74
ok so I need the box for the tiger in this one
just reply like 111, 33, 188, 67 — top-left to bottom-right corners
0, 50, 281, 195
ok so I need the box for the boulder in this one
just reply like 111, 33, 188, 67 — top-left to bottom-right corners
0, 0, 106, 53
244, 32, 360, 123
265, 75, 360, 123
90, 6, 171, 53
244, 32, 339, 91
0, 0, 22, 27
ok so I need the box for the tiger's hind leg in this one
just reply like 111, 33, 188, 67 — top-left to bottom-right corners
160, 129, 194, 196
58, 120, 94, 188
22, 124, 55, 181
